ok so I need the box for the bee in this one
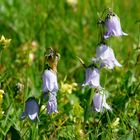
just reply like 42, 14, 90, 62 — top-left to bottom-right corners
44, 47, 60, 73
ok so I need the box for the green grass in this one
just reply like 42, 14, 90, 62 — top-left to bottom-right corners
0, 0, 140, 139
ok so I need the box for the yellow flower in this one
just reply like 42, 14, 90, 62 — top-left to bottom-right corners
60, 82, 77, 94
0, 89, 4, 117
0, 35, 11, 47
0, 89, 4, 103
111, 117, 120, 128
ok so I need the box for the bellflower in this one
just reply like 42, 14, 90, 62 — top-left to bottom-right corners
104, 14, 128, 39
96, 44, 122, 69
47, 93, 58, 114
21, 97, 39, 121
93, 92, 111, 112
42, 69, 58, 94
82, 67, 100, 88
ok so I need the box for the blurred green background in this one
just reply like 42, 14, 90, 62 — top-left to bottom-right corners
0, 0, 140, 139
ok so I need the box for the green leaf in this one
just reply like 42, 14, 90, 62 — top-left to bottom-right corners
84, 88, 94, 122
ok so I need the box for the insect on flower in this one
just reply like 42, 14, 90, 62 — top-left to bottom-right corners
42, 48, 60, 114
42, 48, 60, 95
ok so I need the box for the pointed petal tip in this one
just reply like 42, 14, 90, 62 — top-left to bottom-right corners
81, 83, 85, 87
95, 108, 102, 112
104, 35, 110, 39
114, 60, 122, 67
122, 32, 128, 36
20, 112, 26, 120
47, 110, 58, 114
28, 113, 38, 121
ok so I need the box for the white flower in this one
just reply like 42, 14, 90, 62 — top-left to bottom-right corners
104, 14, 128, 39
21, 97, 39, 121
66, 0, 77, 6
93, 92, 112, 112
96, 44, 122, 69
82, 68, 100, 88
42, 69, 58, 94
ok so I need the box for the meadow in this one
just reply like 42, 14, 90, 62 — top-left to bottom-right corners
0, 0, 140, 139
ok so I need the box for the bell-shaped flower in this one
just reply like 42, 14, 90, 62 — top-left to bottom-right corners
82, 67, 100, 88
47, 93, 58, 114
93, 92, 111, 112
21, 97, 39, 121
42, 69, 58, 94
96, 44, 122, 69
104, 14, 128, 39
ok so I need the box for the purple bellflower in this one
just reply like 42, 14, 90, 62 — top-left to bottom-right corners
42, 69, 58, 94
96, 44, 122, 69
93, 92, 111, 112
21, 97, 39, 121
82, 67, 100, 88
42, 69, 59, 114
47, 93, 58, 114
104, 14, 128, 39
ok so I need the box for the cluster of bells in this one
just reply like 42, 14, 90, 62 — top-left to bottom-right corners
21, 9, 128, 121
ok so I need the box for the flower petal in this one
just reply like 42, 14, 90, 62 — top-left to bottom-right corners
93, 92, 112, 113
82, 68, 100, 88
47, 94, 58, 114
42, 70, 58, 93
93, 93, 103, 112
104, 14, 128, 39
96, 44, 122, 69
20, 112, 27, 120
102, 94, 112, 111
28, 112, 38, 120
25, 98, 39, 120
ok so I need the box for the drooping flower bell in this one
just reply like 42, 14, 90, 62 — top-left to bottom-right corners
82, 67, 100, 88
93, 92, 111, 112
47, 93, 58, 114
42, 48, 60, 95
42, 48, 60, 114
104, 13, 128, 39
42, 69, 59, 94
96, 44, 122, 69
21, 97, 39, 121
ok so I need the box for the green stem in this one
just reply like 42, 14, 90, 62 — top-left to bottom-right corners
84, 88, 94, 123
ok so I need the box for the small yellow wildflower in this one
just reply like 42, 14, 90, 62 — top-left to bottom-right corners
0, 89, 4, 103
111, 117, 120, 128
60, 82, 77, 94
0, 89, 4, 117
0, 35, 11, 47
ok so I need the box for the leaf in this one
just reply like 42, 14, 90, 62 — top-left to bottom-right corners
127, 132, 133, 140
84, 89, 94, 122
5, 126, 21, 140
